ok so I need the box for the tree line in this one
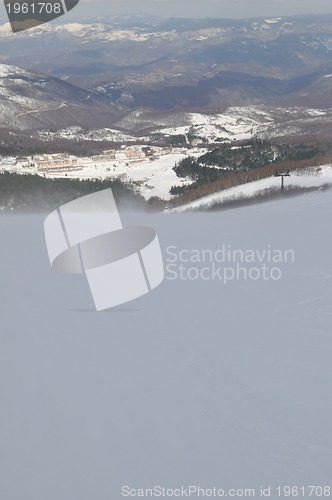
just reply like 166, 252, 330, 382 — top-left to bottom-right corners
0, 172, 147, 213
170, 139, 325, 196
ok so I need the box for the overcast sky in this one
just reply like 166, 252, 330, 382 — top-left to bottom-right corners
74, 0, 332, 19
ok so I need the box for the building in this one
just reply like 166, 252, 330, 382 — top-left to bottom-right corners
34, 154, 79, 172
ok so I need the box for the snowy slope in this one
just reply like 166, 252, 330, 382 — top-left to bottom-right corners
153, 105, 332, 143
173, 165, 332, 211
1, 189, 332, 498
38, 126, 140, 143
41, 149, 204, 200
0, 64, 123, 129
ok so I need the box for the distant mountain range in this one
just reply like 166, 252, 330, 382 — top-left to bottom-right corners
0, 15, 332, 135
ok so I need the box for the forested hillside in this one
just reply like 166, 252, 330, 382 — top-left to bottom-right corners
0, 172, 146, 212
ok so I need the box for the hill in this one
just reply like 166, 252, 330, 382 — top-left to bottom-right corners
0, 64, 125, 130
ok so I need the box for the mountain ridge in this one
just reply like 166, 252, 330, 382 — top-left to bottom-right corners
1, 15, 332, 135
0, 63, 126, 130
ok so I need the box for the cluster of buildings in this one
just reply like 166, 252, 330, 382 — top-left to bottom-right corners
0, 145, 199, 182
91, 146, 178, 164
34, 154, 79, 173
0, 153, 79, 174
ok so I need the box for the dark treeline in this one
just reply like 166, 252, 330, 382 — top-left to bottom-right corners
208, 184, 332, 212
0, 172, 147, 213
170, 139, 325, 195
0, 130, 121, 157
0, 129, 192, 157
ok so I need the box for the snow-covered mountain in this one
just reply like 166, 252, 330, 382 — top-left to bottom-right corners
0, 64, 124, 129
2, 15, 332, 111
100, 105, 332, 143
1, 14, 332, 137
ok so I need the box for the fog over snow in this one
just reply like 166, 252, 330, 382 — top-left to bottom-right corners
1, 187, 332, 499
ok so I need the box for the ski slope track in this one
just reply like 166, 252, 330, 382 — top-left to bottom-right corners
1, 189, 332, 497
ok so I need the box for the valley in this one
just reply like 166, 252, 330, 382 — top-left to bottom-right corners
0, 14, 332, 210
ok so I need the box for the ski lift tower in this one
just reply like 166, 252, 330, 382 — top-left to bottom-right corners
275, 169, 290, 192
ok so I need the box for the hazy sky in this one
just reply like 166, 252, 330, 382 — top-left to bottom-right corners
74, 0, 332, 19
